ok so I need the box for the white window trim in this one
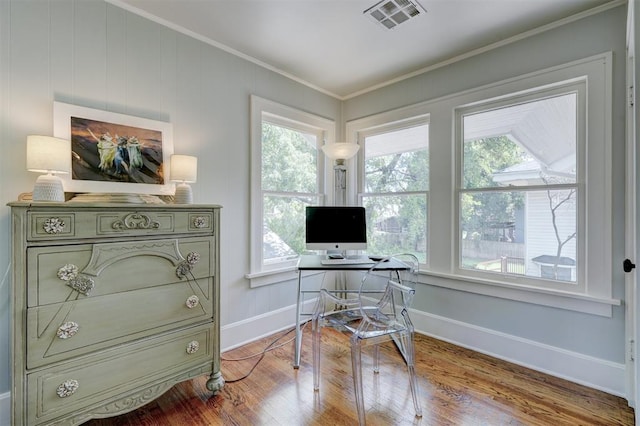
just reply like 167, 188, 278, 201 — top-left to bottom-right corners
247, 95, 336, 287
347, 53, 618, 316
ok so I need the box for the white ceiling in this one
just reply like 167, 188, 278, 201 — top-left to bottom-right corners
110, 0, 618, 99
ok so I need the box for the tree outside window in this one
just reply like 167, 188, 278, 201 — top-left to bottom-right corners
262, 120, 321, 264
362, 124, 428, 262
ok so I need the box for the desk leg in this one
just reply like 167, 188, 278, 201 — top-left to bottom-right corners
294, 270, 303, 369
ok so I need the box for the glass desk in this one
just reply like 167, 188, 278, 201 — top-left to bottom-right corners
293, 254, 409, 368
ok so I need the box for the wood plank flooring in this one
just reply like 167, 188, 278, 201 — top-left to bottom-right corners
86, 326, 635, 425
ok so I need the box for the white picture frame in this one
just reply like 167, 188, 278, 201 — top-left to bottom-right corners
53, 101, 174, 195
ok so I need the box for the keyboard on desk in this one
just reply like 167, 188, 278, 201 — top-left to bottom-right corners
320, 257, 375, 265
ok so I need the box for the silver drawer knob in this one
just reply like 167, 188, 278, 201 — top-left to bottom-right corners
186, 295, 200, 309
56, 379, 79, 398
186, 340, 200, 354
57, 321, 79, 339
193, 216, 207, 228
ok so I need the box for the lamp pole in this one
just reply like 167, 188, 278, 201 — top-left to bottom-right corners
333, 159, 347, 207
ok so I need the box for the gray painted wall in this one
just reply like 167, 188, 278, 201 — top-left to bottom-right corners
0, 0, 629, 401
344, 5, 628, 363
0, 0, 340, 394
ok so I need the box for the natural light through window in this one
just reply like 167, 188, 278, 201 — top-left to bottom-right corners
249, 95, 334, 283
459, 92, 578, 286
261, 121, 320, 265
362, 123, 429, 263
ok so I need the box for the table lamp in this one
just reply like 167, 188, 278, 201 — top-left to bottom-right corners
170, 154, 197, 204
26, 135, 71, 202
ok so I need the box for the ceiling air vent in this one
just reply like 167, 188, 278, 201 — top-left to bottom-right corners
364, 0, 426, 30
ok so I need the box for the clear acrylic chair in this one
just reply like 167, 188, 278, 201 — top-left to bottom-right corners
312, 253, 422, 425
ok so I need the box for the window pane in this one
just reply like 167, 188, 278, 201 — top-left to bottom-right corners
363, 194, 427, 263
263, 195, 318, 264
463, 93, 576, 189
460, 189, 577, 283
262, 121, 318, 193
364, 125, 429, 193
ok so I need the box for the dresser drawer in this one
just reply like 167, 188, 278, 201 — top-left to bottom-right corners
27, 324, 213, 425
27, 237, 213, 307
27, 277, 213, 368
27, 209, 215, 241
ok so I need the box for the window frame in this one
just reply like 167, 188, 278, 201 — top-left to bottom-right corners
355, 114, 430, 266
454, 82, 584, 293
248, 95, 335, 287
347, 53, 618, 316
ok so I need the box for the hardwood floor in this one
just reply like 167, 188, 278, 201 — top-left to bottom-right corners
86, 326, 635, 425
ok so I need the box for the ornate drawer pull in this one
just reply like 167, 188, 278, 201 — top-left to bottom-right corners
186, 340, 200, 354
57, 264, 95, 295
186, 295, 200, 309
193, 216, 207, 228
44, 217, 65, 234
56, 379, 79, 398
57, 321, 79, 339
176, 251, 201, 279
57, 264, 79, 281
112, 213, 160, 231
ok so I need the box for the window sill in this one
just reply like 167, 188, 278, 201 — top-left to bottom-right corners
418, 270, 620, 317
246, 266, 326, 288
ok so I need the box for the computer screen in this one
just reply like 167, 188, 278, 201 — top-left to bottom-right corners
305, 206, 367, 251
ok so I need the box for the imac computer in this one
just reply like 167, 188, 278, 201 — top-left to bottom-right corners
305, 206, 367, 253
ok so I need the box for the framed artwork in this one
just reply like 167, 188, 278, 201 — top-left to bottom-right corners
53, 101, 174, 195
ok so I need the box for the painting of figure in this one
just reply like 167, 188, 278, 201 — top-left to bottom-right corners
70, 117, 165, 185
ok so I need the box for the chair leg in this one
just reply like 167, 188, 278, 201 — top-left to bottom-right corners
312, 318, 321, 391
351, 336, 366, 426
407, 364, 422, 418
405, 334, 422, 418
373, 344, 380, 374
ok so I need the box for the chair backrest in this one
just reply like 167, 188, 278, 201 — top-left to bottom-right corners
357, 253, 419, 330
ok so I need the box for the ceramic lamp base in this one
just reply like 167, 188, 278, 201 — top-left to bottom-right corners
33, 174, 65, 202
174, 183, 193, 204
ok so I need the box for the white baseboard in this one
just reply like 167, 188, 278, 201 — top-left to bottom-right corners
409, 308, 626, 398
221, 303, 626, 398
0, 391, 10, 426
221, 298, 317, 352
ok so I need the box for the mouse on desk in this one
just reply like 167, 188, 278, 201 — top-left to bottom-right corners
368, 255, 387, 261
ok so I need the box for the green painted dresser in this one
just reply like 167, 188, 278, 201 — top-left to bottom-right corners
8, 202, 224, 425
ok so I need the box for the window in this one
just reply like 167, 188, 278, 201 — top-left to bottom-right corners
348, 53, 614, 315
457, 87, 581, 292
349, 105, 430, 264
249, 96, 335, 285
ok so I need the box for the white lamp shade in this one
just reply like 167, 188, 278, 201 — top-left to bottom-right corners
321, 143, 360, 160
170, 155, 198, 183
26, 135, 71, 174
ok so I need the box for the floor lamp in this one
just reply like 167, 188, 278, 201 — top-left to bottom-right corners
321, 142, 360, 304
321, 142, 359, 207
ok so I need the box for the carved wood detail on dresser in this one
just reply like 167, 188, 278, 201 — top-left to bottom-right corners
9, 202, 224, 425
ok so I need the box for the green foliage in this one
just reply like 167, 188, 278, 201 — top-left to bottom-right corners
262, 122, 317, 193
461, 136, 527, 238
364, 149, 428, 261
262, 122, 319, 259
